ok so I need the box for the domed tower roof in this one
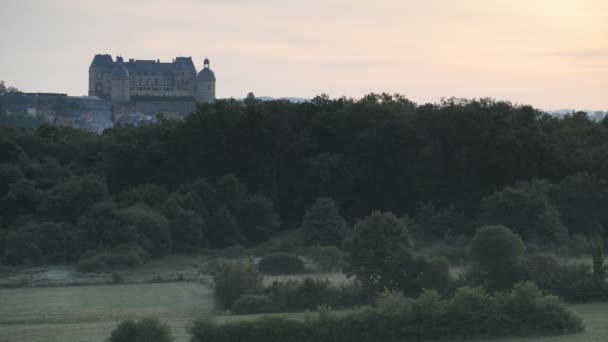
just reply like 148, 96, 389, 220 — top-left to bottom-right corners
111, 60, 130, 79
198, 57, 216, 81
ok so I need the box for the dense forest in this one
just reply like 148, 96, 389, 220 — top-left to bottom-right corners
1, 94, 608, 266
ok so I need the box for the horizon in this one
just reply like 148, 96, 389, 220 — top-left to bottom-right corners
1, 0, 607, 111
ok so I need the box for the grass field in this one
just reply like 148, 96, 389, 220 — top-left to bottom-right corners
0, 282, 213, 342
1, 282, 606, 342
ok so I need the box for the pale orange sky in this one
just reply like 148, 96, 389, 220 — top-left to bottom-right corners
1, 0, 607, 110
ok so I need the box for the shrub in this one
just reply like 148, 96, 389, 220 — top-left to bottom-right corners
417, 257, 452, 294
111, 272, 125, 284
233, 278, 370, 314
298, 245, 344, 272
76, 245, 146, 273
468, 225, 525, 291
231, 294, 277, 314
108, 318, 173, 342
213, 259, 262, 309
522, 254, 608, 302
258, 253, 306, 275
190, 283, 583, 342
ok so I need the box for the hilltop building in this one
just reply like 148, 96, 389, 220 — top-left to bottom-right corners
0, 54, 218, 133
88, 55, 216, 103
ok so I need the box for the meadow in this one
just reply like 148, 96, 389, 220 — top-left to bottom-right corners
0, 282, 213, 342
0, 280, 606, 342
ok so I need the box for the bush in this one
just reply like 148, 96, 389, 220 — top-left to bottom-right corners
298, 245, 344, 272
231, 278, 370, 314
231, 294, 277, 314
417, 257, 452, 294
468, 225, 525, 291
111, 272, 125, 284
522, 254, 608, 302
258, 253, 306, 275
213, 259, 262, 309
76, 245, 146, 273
190, 283, 583, 342
108, 318, 173, 342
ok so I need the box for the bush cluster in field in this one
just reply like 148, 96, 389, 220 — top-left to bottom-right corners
210, 258, 369, 314
189, 283, 582, 342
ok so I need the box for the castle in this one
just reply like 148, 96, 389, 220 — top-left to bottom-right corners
88, 54, 216, 103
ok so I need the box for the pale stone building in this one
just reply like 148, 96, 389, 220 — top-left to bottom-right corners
88, 54, 216, 103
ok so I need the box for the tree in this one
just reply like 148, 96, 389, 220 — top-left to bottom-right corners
107, 318, 173, 342
344, 211, 426, 296
212, 259, 262, 309
0, 138, 23, 163
479, 180, 567, 244
117, 204, 172, 258
120, 183, 169, 207
301, 197, 348, 246
170, 209, 206, 252
469, 225, 525, 291
0, 81, 19, 95
587, 236, 606, 281
238, 193, 280, 245
553, 173, 608, 236
38, 175, 107, 223
207, 206, 245, 248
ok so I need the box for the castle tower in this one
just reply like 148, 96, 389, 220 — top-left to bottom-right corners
196, 57, 216, 103
110, 57, 131, 103
89, 54, 114, 97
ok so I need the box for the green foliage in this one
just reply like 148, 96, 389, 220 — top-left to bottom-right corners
417, 257, 452, 294
207, 206, 244, 248
230, 294, 277, 314
2, 221, 79, 265
258, 253, 306, 275
120, 183, 169, 207
301, 197, 348, 246
479, 180, 568, 244
587, 236, 606, 281
107, 318, 173, 342
522, 254, 608, 302
0, 163, 23, 195
38, 175, 107, 223
190, 282, 583, 342
76, 245, 147, 272
238, 193, 281, 244
116, 204, 172, 258
169, 209, 206, 252
410, 203, 466, 241
469, 225, 525, 291
553, 173, 608, 236
344, 211, 424, 295
0, 138, 23, 163
212, 259, 262, 309
298, 245, 344, 272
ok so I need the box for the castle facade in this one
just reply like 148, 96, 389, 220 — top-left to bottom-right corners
88, 54, 216, 103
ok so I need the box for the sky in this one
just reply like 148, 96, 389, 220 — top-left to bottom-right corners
0, 0, 607, 110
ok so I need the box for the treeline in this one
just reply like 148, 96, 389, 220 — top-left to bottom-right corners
1, 95, 608, 265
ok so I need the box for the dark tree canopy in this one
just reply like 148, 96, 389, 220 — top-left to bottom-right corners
1, 95, 608, 266
301, 197, 348, 246
469, 225, 525, 291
